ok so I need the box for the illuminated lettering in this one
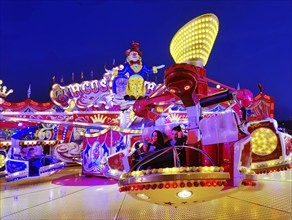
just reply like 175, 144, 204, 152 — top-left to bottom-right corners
69, 83, 83, 97
99, 79, 108, 92
50, 78, 158, 110
81, 81, 91, 94
146, 82, 156, 94
91, 80, 99, 93
50, 84, 70, 108
64, 87, 73, 99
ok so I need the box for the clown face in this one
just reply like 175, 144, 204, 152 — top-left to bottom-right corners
128, 51, 140, 62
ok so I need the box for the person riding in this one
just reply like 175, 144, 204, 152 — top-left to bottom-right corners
19, 146, 29, 160
164, 126, 185, 147
143, 130, 165, 152
165, 125, 186, 166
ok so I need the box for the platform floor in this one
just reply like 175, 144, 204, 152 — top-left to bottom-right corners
0, 166, 291, 220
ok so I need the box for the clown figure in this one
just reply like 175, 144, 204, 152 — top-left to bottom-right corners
109, 41, 165, 100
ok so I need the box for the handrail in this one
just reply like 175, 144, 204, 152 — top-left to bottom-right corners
132, 147, 173, 172
130, 145, 216, 172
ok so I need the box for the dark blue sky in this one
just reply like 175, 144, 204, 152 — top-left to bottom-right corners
0, 0, 291, 120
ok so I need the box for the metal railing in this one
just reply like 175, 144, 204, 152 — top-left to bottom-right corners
131, 145, 216, 172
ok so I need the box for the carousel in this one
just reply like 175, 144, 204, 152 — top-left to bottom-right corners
0, 13, 291, 207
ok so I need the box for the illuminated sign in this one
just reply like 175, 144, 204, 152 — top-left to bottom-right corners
50, 77, 158, 110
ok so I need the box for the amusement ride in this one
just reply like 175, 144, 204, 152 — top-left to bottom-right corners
0, 13, 291, 207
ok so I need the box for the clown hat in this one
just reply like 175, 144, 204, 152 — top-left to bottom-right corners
126, 41, 142, 57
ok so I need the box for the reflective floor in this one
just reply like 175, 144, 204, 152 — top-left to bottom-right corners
1, 165, 291, 220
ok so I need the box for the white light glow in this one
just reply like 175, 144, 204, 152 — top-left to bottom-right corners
136, 193, 149, 200
177, 190, 193, 198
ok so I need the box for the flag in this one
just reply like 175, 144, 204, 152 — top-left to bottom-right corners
27, 84, 31, 98
61, 75, 64, 85
237, 83, 240, 90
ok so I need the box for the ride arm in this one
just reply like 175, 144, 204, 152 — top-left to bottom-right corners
133, 92, 180, 121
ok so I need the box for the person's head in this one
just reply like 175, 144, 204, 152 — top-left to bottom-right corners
21, 146, 28, 152
152, 130, 164, 145
171, 126, 182, 141
28, 147, 35, 155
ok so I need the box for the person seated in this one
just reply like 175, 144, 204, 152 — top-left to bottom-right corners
27, 147, 41, 176
12, 146, 29, 160
19, 146, 29, 160
137, 127, 187, 170
164, 125, 185, 147
137, 129, 180, 170
143, 130, 165, 152
27, 147, 40, 160
164, 125, 186, 166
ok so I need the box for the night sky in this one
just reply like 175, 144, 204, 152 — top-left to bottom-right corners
0, 0, 291, 120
